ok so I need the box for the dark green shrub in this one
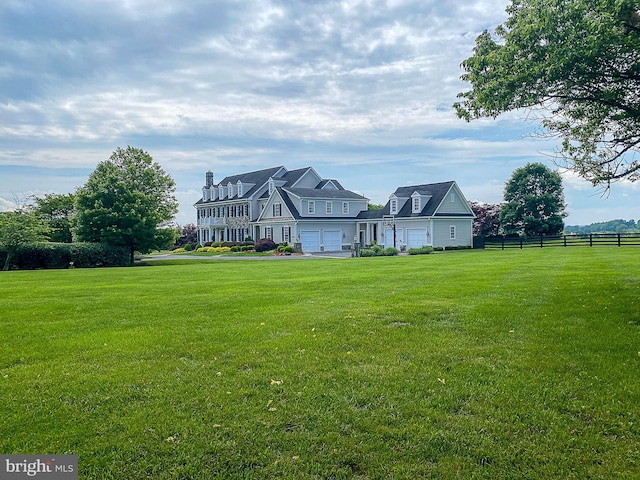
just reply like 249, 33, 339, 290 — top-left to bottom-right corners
0, 243, 129, 270
408, 246, 434, 255
359, 246, 398, 257
230, 246, 241, 252
183, 243, 193, 251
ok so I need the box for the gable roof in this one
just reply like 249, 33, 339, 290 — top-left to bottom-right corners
279, 168, 307, 186
357, 181, 473, 219
317, 179, 344, 189
256, 187, 301, 221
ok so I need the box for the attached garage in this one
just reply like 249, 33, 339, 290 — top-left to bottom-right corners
323, 230, 342, 252
407, 228, 428, 248
384, 228, 394, 248
383, 228, 403, 248
300, 231, 321, 252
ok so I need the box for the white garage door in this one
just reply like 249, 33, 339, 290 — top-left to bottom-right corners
384, 228, 403, 248
384, 228, 394, 248
407, 228, 427, 248
300, 231, 320, 252
323, 230, 342, 252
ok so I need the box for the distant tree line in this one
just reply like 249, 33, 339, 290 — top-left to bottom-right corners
565, 219, 639, 234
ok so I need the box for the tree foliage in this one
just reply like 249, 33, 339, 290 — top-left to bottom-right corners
74, 146, 178, 263
30, 193, 75, 243
469, 201, 502, 236
174, 223, 198, 248
565, 218, 639, 234
0, 211, 50, 270
500, 163, 566, 236
455, 0, 640, 187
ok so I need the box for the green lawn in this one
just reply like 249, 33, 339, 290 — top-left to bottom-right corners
1, 248, 638, 479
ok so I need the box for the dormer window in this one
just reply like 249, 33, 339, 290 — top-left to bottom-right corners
228, 182, 234, 198
237, 181, 243, 197
390, 198, 398, 214
412, 197, 420, 213
220, 186, 226, 198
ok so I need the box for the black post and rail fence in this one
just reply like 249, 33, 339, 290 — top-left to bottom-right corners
480, 233, 640, 249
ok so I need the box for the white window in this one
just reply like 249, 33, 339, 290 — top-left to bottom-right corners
273, 203, 282, 217
450, 225, 456, 240
268, 179, 274, 195
265, 226, 273, 239
326, 202, 332, 214
228, 182, 234, 198
308, 201, 315, 214
390, 199, 397, 214
342, 202, 349, 214
450, 192, 455, 203
413, 197, 420, 213
282, 226, 291, 243
237, 181, 243, 197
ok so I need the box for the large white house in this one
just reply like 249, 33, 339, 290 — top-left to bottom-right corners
195, 166, 475, 252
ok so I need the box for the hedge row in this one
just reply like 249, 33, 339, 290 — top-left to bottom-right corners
0, 243, 131, 270
360, 246, 399, 257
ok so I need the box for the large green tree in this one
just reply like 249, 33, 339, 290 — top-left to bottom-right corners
0, 211, 50, 271
500, 163, 566, 236
454, 0, 640, 188
30, 193, 75, 243
75, 146, 179, 264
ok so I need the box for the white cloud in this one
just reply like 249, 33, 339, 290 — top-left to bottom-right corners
0, 0, 635, 226
0, 196, 18, 212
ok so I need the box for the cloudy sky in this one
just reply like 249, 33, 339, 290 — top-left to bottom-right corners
1, 0, 637, 226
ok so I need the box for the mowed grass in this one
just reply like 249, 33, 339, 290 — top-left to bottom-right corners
0, 248, 639, 479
